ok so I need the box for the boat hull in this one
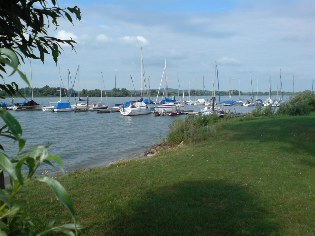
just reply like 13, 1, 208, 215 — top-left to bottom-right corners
120, 101, 151, 116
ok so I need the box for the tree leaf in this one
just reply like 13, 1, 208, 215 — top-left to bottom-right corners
46, 154, 63, 171
51, 43, 59, 64
0, 48, 19, 76
38, 223, 83, 236
0, 189, 10, 204
17, 68, 31, 88
0, 152, 17, 181
0, 108, 22, 139
38, 177, 75, 216
0, 205, 20, 220
15, 155, 34, 184
64, 12, 73, 24
18, 138, 26, 151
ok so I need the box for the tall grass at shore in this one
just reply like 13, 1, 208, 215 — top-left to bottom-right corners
20, 113, 315, 235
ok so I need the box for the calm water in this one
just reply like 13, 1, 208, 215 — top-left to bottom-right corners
0, 95, 277, 174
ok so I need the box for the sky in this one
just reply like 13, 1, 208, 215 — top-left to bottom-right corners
19, 0, 315, 93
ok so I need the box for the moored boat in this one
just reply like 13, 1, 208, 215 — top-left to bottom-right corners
53, 101, 74, 112
12, 100, 42, 111
120, 100, 151, 116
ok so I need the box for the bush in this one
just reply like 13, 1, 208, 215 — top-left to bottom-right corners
277, 91, 315, 116
167, 115, 219, 145
251, 106, 275, 117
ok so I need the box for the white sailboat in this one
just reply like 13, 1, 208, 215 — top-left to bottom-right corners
154, 59, 179, 114
264, 78, 273, 106
120, 47, 151, 116
91, 72, 109, 111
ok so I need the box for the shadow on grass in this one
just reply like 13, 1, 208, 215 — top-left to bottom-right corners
106, 180, 279, 235
224, 117, 315, 157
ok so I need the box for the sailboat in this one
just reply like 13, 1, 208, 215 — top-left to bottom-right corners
264, 78, 273, 106
200, 63, 224, 117
12, 60, 42, 111
243, 76, 255, 107
91, 72, 109, 111
220, 78, 237, 106
120, 47, 151, 116
154, 59, 179, 114
53, 69, 74, 112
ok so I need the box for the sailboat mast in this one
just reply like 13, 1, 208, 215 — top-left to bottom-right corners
29, 60, 33, 100
177, 75, 180, 98
256, 78, 258, 100
292, 74, 294, 95
101, 72, 103, 102
203, 75, 205, 96
67, 69, 71, 102
140, 47, 143, 97
238, 79, 241, 100
280, 68, 283, 101
188, 81, 191, 101
216, 63, 220, 103
250, 75, 253, 102
269, 77, 271, 99
164, 59, 168, 98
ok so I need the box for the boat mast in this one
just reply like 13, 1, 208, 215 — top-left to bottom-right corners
203, 75, 205, 96
228, 77, 231, 99
188, 81, 191, 101
238, 79, 241, 100
177, 75, 180, 98
292, 74, 294, 95
280, 68, 283, 101
211, 63, 217, 111
216, 63, 220, 103
67, 69, 71, 102
101, 72, 103, 102
269, 77, 271, 99
58, 66, 62, 102
256, 78, 258, 100
30, 60, 33, 101
164, 59, 168, 98
250, 75, 253, 102
59, 76, 62, 102
212, 63, 216, 98
140, 47, 144, 97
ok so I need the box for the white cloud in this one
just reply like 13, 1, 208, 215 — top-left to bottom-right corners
96, 34, 111, 42
55, 30, 78, 41
120, 35, 149, 46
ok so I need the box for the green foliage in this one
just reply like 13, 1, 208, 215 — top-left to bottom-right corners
167, 115, 220, 145
0, 49, 80, 235
0, 0, 81, 64
277, 91, 315, 116
251, 106, 275, 117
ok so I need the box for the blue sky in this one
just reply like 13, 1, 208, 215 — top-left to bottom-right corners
20, 0, 315, 93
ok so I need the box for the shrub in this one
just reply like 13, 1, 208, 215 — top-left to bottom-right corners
251, 106, 275, 117
277, 91, 315, 116
167, 115, 219, 145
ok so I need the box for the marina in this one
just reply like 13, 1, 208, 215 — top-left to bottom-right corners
1, 95, 281, 174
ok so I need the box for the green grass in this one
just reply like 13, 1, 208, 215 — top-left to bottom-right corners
21, 113, 315, 235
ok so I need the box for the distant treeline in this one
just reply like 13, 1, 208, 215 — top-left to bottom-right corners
0, 85, 296, 98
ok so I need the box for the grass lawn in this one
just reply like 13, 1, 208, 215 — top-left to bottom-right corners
22, 113, 315, 235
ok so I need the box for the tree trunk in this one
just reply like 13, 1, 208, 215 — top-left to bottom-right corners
0, 171, 5, 189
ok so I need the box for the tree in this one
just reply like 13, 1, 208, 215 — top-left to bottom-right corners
0, 0, 82, 234
0, 0, 81, 64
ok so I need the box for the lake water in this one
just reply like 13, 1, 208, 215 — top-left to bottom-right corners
0, 95, 276, 174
